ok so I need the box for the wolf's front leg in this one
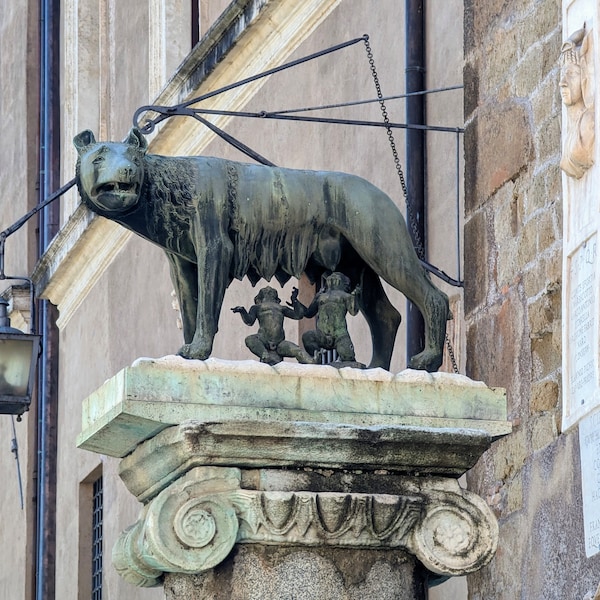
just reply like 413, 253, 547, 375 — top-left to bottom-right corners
178, 239, 233, 360
166, 252, 198, 346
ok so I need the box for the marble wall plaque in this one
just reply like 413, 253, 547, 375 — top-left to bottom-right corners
579, 410, 600, 557
567, 237, 597, 409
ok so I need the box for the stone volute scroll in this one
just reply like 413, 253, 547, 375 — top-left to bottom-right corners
560, 26, 595, 179
112, 462, 499, 588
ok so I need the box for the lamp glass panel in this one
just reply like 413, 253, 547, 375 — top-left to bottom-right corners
0, 338, 34, 396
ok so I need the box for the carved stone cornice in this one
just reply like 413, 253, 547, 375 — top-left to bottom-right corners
31, 206, 131, 328
118, 420, 494, 503
1, 284, 33, 332
113, 466, 498, 588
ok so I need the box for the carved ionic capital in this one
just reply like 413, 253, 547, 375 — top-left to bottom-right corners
235, 490, 423, 547
113, 467, 498, 587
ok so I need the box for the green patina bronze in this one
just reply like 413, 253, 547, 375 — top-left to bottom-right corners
74, 128, 449, 371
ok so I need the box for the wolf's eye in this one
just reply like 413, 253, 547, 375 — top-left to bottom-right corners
92, 155, 104, 165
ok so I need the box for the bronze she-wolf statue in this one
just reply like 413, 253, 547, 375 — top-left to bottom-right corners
74, 128, 449, 371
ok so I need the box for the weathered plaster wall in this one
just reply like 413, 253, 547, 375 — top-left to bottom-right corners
54, 236, 177, 600
0, 0, 39, 276
464, 1, 600, 597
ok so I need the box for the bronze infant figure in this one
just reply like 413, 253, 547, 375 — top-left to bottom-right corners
231, 286, 314, 365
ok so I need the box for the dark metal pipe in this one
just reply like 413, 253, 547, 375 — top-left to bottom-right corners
405, 0, 427, 364
35, 0, 61, 598
191, 0, 200, 48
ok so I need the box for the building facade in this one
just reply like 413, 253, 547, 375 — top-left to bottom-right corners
1, 0, 596, 599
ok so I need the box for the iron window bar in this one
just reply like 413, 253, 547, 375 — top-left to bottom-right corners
91, 475, 103, 600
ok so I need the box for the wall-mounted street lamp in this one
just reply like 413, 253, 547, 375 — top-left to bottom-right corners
0, 297, 40, 417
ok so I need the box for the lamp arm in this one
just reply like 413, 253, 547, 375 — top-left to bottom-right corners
0, 178, 75, 241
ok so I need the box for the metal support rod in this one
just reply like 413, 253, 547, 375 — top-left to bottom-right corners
191, 114, 275, 165
178, 107, 463, 133
456, 130, 462, 282
0, 179, 75, 241
0, 175, 72, 340
11, 415, 25, 510
405, 0, 427, 364
267, 85, 464, 115
134, 35, 368, 132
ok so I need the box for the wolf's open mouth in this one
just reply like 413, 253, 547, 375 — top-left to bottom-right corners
96, 182, 137, 194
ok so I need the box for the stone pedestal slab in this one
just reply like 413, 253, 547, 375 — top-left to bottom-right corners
78, 357, 510, 598
77, 356, 510, 458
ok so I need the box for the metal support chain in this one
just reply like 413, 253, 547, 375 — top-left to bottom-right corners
363, 36, 425, 260
445, 333, 459, 374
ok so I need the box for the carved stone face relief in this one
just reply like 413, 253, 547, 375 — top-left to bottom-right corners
561, 63, 584, 106
560, 27, 595, 179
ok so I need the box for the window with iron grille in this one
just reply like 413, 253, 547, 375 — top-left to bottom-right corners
91, 476, 103, 600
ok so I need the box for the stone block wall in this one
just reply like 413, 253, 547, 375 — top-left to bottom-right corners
464, 1, 600, 597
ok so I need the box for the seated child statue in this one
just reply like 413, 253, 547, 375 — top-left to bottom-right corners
299, 272, 363, 366
232, 286, 314, 365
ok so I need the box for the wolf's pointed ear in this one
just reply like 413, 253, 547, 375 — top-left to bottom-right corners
73, 130, 96, 154
125, 128, 148, 153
